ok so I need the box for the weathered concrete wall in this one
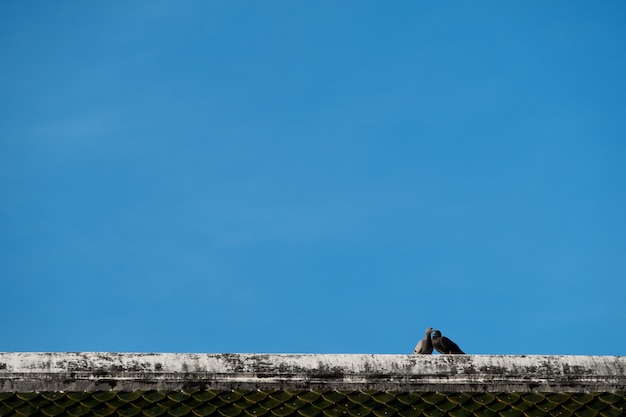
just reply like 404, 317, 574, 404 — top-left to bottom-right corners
1, 353, 625, 392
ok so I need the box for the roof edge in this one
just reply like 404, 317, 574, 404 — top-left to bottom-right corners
1, 352, 625, 392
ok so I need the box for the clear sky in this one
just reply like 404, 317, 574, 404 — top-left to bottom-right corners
1, 2, 625, 356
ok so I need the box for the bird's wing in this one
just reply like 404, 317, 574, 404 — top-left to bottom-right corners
432, 337, 446, 354
441, 336, 464, 354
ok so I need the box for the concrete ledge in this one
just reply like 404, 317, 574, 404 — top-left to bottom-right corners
1, 353, 625, 392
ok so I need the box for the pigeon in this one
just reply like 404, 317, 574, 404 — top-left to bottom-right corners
413, 327, 434, 354
432, 330, 464, 354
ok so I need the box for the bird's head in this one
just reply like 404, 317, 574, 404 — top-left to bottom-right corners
432, 330, 442, 338
425, 327, 434, 334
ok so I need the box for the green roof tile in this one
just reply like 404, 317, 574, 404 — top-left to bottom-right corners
65, 404, 92, 417
599, 407, 624, 417
0, 391, 625, 417
447, 406, 475, 417
117, 404, 142, 417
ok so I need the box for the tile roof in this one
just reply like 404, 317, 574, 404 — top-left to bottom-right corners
1, 390, 625, 417
1, 353, 625, 417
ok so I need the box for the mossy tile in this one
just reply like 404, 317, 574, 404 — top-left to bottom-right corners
446, 407, 473, 417
208, 397, 231, 408
434, 399, 456, 412
244, 406, 271, 417
471, 408, 498, 417
2, 396, 25, 409
538, 400, 562, 412
41, 404, 66, 417
573, 408, 598, 417
180, 397, 204, 410
312, 398, 333, 410
599, 406, 626, 417
41, 392, 66, 402
92, 392, 118, 403
115, 392, 143, 403
495, 394, 521, 406
14, 404, 39, 416
447, 393, 472, 406
118, 404, 142, 417
191, 404, 217, 417
288, 397, 311, 410
217, 404, 243, 417
167, 392, 192, 403
585, 399, 609, 411
360, 398, 386, 411
346, 404, 373, 417
52, 395, 78, 408
66, 393, 91, 402
65, 404, 93, 417
0, 404, 14, 416
297, 405, 322, 417
78, 397, 103, 409
371, 407, 395, 417
242, 392, 270, 403
472, 393, 496, 406
557, 400, 583, 413
544, 394, 570, 405
548, 409, 573, 417
143, 391, 168, 404
459, 399, 483, 412
297, 392, 323, 404
0, 392, 16, 401
131, 396, 154, 410
417, 394, 445, 406
92, 403, 118, 417
15, 393, 39, 401
495, 408, 523, 417
526, 394, 548, 403
598, 394, 624, 405
271, 404, 298, 417
322, 406, 349, 417
419, 407, 448, 417
142, 404, 168, 417
233, 397, 256, 410
168, 404, 193, 417
192, 391, 220, 403
347, 392, 375, 406
371, 393, 397, 405
395, 393, 422, 406
336, 399, 355, 410
397, 408, 422, 417
25, 396, 50, 409
520, 407, 547, 417
260, 396, 283, 410
570, 394, 595, 405
269, 392, 295, 403
322, 392, 348, 404
104, 396, 129, 409
409, 401, 433, 412
220, 391, 244, 404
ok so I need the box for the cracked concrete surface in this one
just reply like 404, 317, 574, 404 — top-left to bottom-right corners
1, 353, 625, 392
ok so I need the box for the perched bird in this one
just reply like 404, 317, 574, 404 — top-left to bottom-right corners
413, 327, 434, 354
432, 330, 464, 354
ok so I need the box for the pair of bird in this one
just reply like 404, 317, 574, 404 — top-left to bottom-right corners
413, 327, 464, 354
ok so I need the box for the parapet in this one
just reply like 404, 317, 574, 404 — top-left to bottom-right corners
1, 353, 625, 417
1, 352, 625, 392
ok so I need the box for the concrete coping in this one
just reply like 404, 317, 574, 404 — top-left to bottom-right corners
1, 353, 625, 392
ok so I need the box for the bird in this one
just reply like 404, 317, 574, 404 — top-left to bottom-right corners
431, 330, 465, 354
413, 327, 434, 354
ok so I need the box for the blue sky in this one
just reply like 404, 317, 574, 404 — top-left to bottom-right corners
1, 2, 625, 356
